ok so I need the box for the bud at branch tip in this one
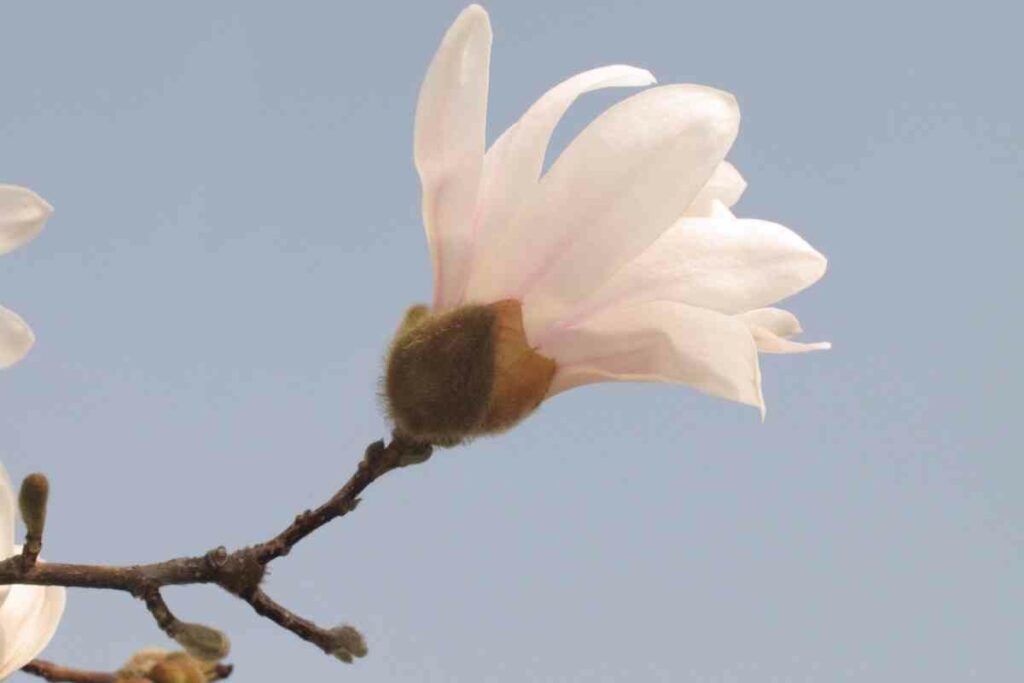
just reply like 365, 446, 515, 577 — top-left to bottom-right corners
19, 473, 49, 539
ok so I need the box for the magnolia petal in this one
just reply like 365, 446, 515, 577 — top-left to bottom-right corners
684, 161, 746, 217
0, 465, 15, 608
0, 185, 53, 256
468, 84, 740, 334
462, 65, 657, 305
738, 309, 830, 354
708, 198, 736, 219
0, 555, 66, 677
542, 301, 764, 414
554, 214, 827, 327
0, 306, 35, 370
738, 307, 803, 338
414, 5, 492, 311
749, 326, 831, 354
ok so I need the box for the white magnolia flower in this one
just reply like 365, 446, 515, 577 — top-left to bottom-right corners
0, 185, 52, 369
386, 5, 828, 444
0, 464, 65, 678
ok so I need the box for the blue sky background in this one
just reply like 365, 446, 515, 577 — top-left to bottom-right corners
1, 1, 1020, 681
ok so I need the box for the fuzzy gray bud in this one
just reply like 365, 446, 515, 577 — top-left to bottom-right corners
173, 622, 231, 662
327, 624, 368, 663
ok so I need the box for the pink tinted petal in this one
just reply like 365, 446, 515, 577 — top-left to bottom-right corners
0, 185, 52, 256
738, 307, 803, 337
469, 85, 740, 333
748, 325, 831, 354
0, 565, 65, 677
738, 308, 830, 353
0, 305, 35, 369
684, 161, 746, 217
463, 65, 656, 304
542, 301, 764, 413
414, 5, 492, 311
557, 215, 826, 327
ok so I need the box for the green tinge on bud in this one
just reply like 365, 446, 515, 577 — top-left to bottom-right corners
172, 622, 231, 662
327, 624, 368, 664
18, 473, 49, 538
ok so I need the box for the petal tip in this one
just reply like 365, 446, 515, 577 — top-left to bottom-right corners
0, 308, 36, 369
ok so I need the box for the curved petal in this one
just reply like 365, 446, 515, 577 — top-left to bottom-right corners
542, 301, 763, 414
414, 5, 492, 311
0, 561, 66, 677
462, 65, 657, 305
468, 84, 740, 336
739, 308, 830, 354
738, 307, 803, 337
684, 161, 746, 217
0, 306, 35, 370
0, 465, 15, 608
0, 185, 52, 256
552, 214, 827, 329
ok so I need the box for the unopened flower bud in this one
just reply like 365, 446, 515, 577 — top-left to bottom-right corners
116, 648, 169, 679
172, 622, 231, 661
148, 662, 189, 683
162, 653, 207, 683
385, 300, 555, 445
18, 473, 49, 539
327, 624, 368, 663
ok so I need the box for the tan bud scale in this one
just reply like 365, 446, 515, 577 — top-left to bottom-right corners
385, 300, 555, 445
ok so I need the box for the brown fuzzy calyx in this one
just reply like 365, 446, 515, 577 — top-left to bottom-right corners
384, 300, 556, 446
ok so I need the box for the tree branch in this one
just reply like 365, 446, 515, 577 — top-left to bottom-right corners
21, 660, 115, 683
22, 658, 233, 682
2, 433, 431, 670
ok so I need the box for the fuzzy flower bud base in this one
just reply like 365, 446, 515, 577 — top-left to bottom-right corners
385, 299, 556, 445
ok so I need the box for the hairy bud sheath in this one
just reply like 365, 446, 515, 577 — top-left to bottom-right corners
117, 650, 212, 683
19, 473, 49, 539
385, 300, 556, 446
328, 624, 368, 663
173, 622, 231, 662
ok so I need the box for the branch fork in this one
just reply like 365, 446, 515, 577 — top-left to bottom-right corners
1, 433, 432, 680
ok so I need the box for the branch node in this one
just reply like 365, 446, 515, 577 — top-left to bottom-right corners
205, 546, 229, 570
214, 549, 266, 598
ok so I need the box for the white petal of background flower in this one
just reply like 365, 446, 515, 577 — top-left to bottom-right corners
0, 465, 14, 608
0, 185, 52, 256
0, 563, 66, 677
0, 306, 36, 370
0, 465, 66, 674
